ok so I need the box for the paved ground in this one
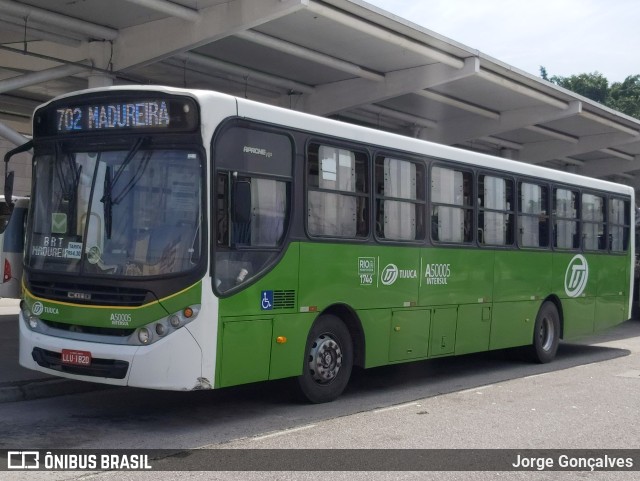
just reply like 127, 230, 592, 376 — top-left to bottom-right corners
1, 317, 639, 480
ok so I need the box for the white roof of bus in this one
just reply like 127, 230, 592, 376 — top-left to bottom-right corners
40, 85, 634, 199
231, 90, 634, 198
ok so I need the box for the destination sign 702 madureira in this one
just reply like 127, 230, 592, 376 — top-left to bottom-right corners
56, 100, 170, 132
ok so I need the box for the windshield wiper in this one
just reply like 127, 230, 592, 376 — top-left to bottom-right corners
101, 137, 147, 239
102, 165, 113, 239
54, 142, 82, 234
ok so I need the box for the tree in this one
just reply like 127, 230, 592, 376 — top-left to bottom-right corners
609, 75, 640, 119
540, 67, 640, 120
549, 71, 609, 104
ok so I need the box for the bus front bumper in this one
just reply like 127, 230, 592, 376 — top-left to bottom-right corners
18, 312, 208, 391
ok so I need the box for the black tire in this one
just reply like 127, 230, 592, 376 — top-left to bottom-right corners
297, 314, 353, 403
529, 301, 560, 363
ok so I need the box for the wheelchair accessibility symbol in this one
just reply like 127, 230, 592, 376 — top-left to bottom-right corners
261, 290, 274, 310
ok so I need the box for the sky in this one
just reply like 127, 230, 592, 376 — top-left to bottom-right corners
364, 0, 639, 83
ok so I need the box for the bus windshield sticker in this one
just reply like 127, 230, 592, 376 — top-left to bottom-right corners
65, 242, 83, 259
51, 213, 67, 234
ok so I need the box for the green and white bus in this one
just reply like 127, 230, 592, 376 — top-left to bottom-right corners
8, 86, 634, 403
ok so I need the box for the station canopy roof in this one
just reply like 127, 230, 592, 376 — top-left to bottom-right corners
1, 0, 639, 192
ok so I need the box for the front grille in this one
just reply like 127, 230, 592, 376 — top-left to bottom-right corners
32, 348, 129, 379
273, 290, 295, 309
28, 280, 151, 307
41, 319, 135, 337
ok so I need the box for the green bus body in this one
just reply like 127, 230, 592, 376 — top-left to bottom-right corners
215, 244, 630, 388
15, 87, 634, 402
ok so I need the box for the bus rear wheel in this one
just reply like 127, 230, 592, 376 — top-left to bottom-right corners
529, 301, 560, 364
297, 314, 353, 403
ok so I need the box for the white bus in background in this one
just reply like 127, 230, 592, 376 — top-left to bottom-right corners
0, 196, 28, 298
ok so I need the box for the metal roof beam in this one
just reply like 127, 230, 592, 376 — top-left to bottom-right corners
359, 104, 437, 129
0, 121, 29, 146
113, 0, 306, 71
0, 62, 90, 95
557, 157, 585, 167
236, 30, 385, 82
428, 101, 582, 146
477, 69, 568, 109
122, 0, 200, 22
599, 148, 635, 161
307, 2, 464, 69
0, 0, 117, 40
610, 172, 635, 180
416, 90, 499, 119
525, 125, 579, 144
579, 155, 640, 178
0, 95, 40, 117
175, 52, 315, 94
336, 111, 402, 131
302, 56, 478, 116
479, 136, 523, 150
520, 132, 640, 164
579, 111, 638, 136
0, 19, 82, 47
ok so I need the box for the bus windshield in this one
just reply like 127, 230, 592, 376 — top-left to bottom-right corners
26, 144, 203, 277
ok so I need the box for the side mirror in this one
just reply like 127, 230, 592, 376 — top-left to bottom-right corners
4, 171, 14, 208
232, 180, 251, 224
4, 140, 33, 207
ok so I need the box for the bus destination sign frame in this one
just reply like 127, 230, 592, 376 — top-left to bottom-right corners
34, 94, 200, 137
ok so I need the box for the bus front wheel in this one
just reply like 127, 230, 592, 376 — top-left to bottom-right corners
529, 301, 560, 364
297, 314, 353, 403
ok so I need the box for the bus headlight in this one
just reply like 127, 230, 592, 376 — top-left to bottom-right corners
138, 327, 151, 344
28, 316, 39, 329
169, 315, 181, 328
130, 305, 200, 345
155, 323, 167, 336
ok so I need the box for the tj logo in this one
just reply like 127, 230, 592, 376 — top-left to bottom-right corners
380, 264, 399, 286
564, 254, 589, 298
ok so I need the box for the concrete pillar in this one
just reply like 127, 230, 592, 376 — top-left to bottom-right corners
87, 41, 114, 88
500, 148, 517, 160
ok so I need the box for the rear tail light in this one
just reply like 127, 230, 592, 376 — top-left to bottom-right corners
3, 259, 10, 283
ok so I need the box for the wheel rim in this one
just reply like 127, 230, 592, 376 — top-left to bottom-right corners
539, 315, 555, 352
308, 333, 343, 384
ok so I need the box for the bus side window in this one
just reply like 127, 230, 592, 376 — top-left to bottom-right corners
609, 198, 629, 252
431, 166, 472, 243
307, 144, 369, 239
582, 193, 605, 251
478, 174, 514, 246
375, 156, 425, 241
553, 188, 579, 250
518, 181, 549, 248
